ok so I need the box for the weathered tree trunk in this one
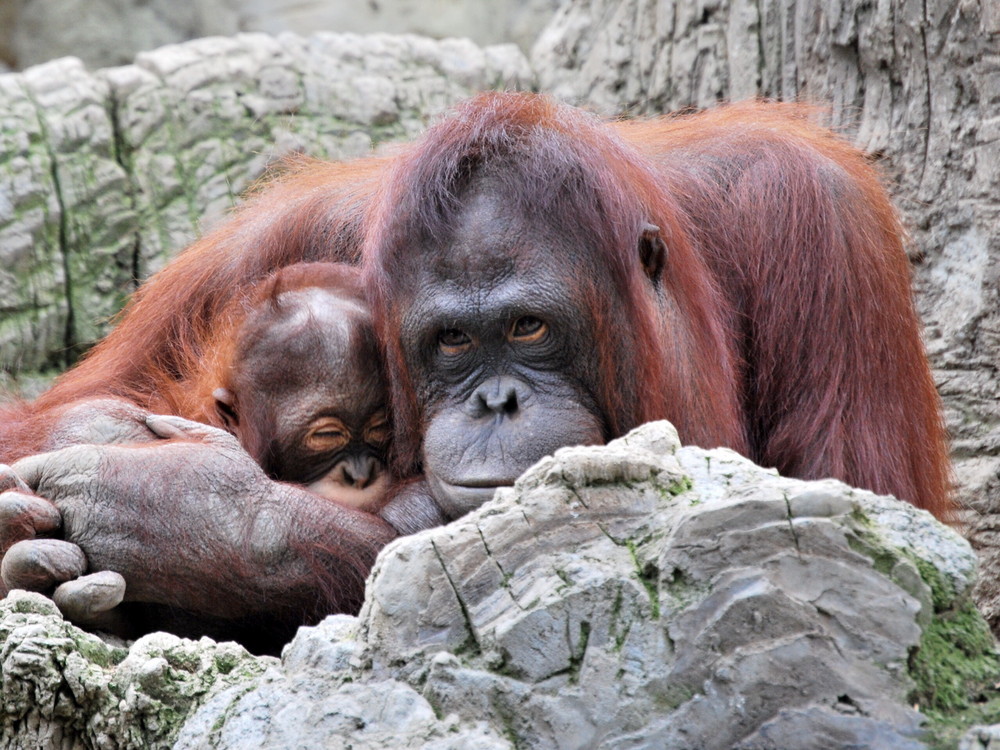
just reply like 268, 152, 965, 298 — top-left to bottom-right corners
534, 0, 1000, 628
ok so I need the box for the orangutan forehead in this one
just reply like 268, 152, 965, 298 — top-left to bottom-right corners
414, 184, 602, 274
235, 287, 378, 386
276, 287, 368, 318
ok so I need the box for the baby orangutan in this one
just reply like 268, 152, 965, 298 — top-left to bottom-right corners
209, 262, 392, 511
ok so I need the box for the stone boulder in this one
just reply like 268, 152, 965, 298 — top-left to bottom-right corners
0, 593, 267, 749
1, 422, 993, 749
2, 0, 560, 72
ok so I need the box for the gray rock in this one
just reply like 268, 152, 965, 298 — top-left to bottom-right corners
0, 590, 268, 750
9, 1, 246, 71
0, 69, 67, 374
2, 421, 984, 748
962, 724, 1000, 750
4, 0, 559, 72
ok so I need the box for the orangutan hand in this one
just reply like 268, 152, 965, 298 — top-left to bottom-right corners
0, 466, 61, 577
0, 396, 157, 613
3, 415, 396, 628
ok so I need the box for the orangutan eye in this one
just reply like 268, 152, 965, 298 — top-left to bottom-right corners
305, 418, 350, 452
438, 328, 473, 355
364, 412, 391, 448
510, 316, 547, 343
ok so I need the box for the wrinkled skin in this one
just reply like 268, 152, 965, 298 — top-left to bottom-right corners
1, 414, 397, 649
0, 466, 61, 587
42, 397, 159, 450
0, 398, 158, 609
378, 478, 449, 536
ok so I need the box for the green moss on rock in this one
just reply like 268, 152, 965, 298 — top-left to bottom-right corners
912, 599, 1000, 748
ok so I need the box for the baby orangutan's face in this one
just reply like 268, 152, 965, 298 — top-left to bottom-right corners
296, 409, 391, 511
218, 284, 393, 513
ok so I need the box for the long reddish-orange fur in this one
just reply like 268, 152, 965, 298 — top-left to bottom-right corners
617, 103, 950, 517
0, 94, 951, 519
0, 157, 387, 457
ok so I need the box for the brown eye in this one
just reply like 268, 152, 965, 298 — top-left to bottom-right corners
305, 418, 350, 452
438, 328, 472, 355
364, 411, 391, 448
510, 316, 547, 343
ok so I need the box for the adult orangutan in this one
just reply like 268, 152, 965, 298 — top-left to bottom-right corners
0, 93, 950, 646
364, 96, 949, 521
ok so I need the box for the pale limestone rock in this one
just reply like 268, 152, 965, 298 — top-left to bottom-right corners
0, 590, 267, 750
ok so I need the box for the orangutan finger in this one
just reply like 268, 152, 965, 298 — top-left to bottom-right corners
11, 445, 103, 496
0, 491, 62, 546
145, 414, 241, 449
1, 538, 87, 592
53, 571, 126, 625
0, 465, 31, 493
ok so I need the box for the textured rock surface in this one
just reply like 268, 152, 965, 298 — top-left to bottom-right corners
532, 0, 1000, 640
0, 31, 531, 375
2, 0, 559, 71
0, 591, 268, 750
963, 725, 1000, 750
1, 422, 991, 749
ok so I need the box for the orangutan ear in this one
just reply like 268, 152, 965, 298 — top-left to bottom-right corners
213, 387, 239, 431
639, 223, 667, 285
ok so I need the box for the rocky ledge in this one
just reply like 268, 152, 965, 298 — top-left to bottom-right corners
1, 421, 996, 749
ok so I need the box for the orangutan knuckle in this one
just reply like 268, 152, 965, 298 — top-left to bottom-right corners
0, 465, 30, 493
0, 491, 33, 522
2, 539, 87, 590
54, 571, 126, 617
27, 447, 102, 499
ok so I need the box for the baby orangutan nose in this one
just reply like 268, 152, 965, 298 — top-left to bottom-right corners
338, 455, 380, 490
308, 454, 390, 511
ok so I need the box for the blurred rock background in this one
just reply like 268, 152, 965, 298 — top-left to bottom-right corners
0, 0, 561, 73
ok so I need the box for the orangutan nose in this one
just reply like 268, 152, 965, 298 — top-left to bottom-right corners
340, 455, 379, 489
472, 376, 523, 418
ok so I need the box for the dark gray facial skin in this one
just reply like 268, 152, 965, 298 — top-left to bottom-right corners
421, 376, 605, 518
396, 189, 607, 518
